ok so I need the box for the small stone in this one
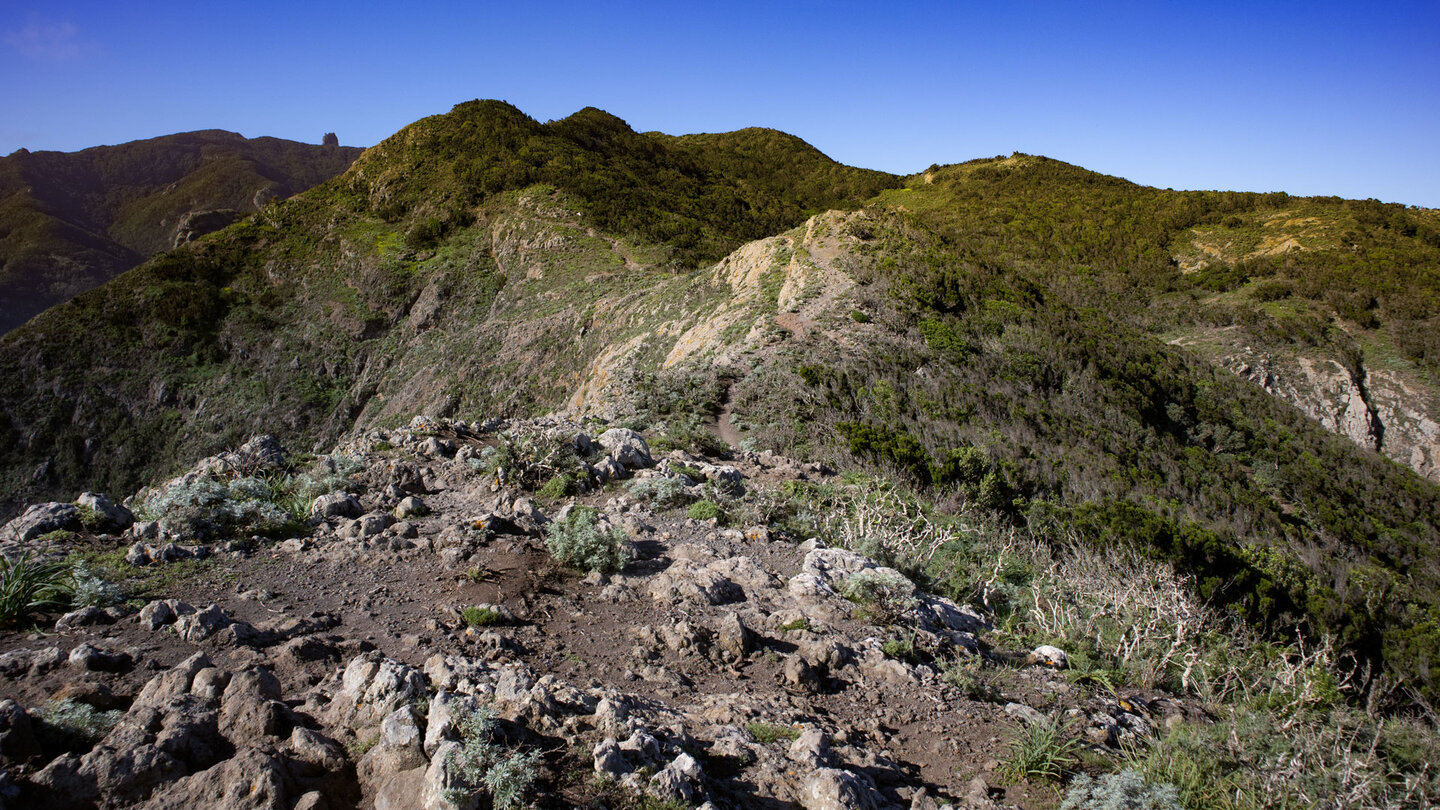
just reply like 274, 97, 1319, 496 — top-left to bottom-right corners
1027, 645, 1068, 669
1004, 702, 1047, 726
394, 496, 428, 519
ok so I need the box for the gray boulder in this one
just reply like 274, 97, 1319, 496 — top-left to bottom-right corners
598, 428, 653, 470
649, 752, 705, 804
76, 493, 134, 533
0, 502, 80, 543
310, 493, 362, 520
799, 767, 883, 810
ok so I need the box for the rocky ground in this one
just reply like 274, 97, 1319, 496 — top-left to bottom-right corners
0, 418, 1204, 810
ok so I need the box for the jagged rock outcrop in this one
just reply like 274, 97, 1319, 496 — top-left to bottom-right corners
1221, 345, 1440, 481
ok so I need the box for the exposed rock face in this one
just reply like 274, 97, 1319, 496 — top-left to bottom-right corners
1222, 346, 1440, 481
171, 209, 242, 248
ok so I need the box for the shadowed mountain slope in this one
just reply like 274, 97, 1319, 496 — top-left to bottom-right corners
0, 130, 363, 332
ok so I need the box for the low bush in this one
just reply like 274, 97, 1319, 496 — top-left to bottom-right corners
627, 476, 694, 509
69, 561, 121, 609
545, 507, 633, 574
1060, 769, 1182, 810
1002, 715, 1081, 783
940, 655, 1008, 703
537, 473, 575, 501
461, 606, 505, 627
442, 706, 541, 810
686, 499, 725, 523
35, 698, 123, 754
745, 721, 801, 744
137, 473, 302, 540
840, 568, 918, 625
650, 415, 730, 457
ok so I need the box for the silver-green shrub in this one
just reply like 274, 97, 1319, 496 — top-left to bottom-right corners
443, 706, 540, 810
69, 562, 120, 608
840, 568, 918, 625
544, 507, 633, 574
1060, 769, 1181, 810
626, 476, 694, 509
138, 474, 296, 540
36, 698, 123, 753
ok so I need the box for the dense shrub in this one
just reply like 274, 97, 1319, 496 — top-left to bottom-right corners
627, 476, 695, 509
137, 473, 303, 540
544, 507, 632, 574
1060, 770, 1181, 810
686, 499, 725, 523
840, 568, 918, 625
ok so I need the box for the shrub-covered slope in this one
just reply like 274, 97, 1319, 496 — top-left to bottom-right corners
0, 130, 363, 332
886, 156, 1440, 480
0, 101, 898, 515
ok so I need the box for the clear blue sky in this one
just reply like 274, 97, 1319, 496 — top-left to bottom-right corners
2, 1, 1436, 207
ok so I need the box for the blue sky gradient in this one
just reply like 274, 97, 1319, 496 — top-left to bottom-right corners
2, 1, 1436, 206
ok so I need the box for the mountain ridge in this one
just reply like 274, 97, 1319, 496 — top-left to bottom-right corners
0, 130, 363, 333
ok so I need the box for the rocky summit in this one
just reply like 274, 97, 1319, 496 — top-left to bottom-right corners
0, 102, 1438, 809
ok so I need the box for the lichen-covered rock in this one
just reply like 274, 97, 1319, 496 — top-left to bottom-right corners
593, 737, 631, 779
310, 493, 362, 520
359, 707, 428, 785
598, 428, 653, 470
799, 767, 882, 810
219, 667, 288, 742
0, 502, 80, 543
331, 654, 428, 730
76, 492, 134, 533
1027, 645, 1068, 669
649, 751, 705, 803
648, 560, 744, 606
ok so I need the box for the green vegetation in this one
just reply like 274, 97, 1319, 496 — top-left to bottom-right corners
720, 179, 1440, 705
461, 606, 506, 627
1002, 715, 1081, 783
34, 698, 124, 755
545, 506, 633, 574
136, 472, 306, 541
744, 721, 801, 744
0, 130, 362, 333
686, 499, 725, 523
441, 705, 541, 810
0, 553, 73, 625
1060, 770, 1182, 810
840, 568, 918, 626
537, 473, 576, 501
350, 102, 897, 269
626, 476, 695, 510
2, 107, 1440, 799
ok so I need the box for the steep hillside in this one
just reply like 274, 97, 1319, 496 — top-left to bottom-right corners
0, 131, 363, 332
0, 101, 899, 515
882, 156, 1440, 481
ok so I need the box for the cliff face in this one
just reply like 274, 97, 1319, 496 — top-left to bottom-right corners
1184, 335, 1440, 482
